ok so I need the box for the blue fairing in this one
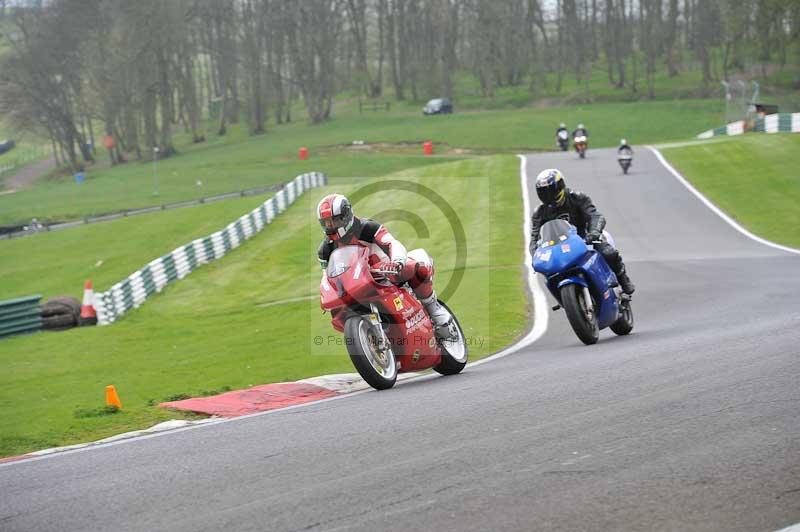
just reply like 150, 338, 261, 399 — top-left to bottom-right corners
557, 276, 587, 289
532, 232, 588, 276
533, 223, 621, 330
577, 251, 620, 329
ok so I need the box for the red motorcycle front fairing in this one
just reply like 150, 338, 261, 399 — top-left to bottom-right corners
329, 307, 346, 333
320, 246, 441, 372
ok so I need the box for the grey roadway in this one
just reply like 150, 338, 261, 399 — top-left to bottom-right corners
2, 148, 799, 532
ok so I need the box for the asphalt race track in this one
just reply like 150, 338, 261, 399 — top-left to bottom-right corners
1, 148, 798, 532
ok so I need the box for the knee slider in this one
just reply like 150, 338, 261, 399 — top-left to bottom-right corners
416, 262, 433, 280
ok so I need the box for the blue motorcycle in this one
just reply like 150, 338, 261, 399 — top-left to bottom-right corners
532, 219, 633, 345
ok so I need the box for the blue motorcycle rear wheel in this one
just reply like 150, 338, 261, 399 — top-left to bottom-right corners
610, 299, 634, 336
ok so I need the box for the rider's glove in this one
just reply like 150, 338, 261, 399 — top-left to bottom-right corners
585, 231, 601, 245
391, 258, 406, 276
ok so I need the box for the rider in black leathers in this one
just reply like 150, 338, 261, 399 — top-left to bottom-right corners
618, 138, 633, 156
555, 123, 569, 150
572, 123, 588, 139
530, 168, 635, 294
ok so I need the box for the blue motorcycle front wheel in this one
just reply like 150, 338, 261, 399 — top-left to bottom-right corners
560, 284, 599, 345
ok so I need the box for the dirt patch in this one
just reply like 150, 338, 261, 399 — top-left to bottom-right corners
0, 157, 56, 191
529, 97, 568, 108
319, 141, 477, 157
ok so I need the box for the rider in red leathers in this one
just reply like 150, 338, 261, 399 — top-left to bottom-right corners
316, 193, 452, 328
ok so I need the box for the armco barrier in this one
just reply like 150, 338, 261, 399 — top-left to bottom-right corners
0, 183, 285, 240
697, 112, 800, 138
0, 295, 42, 338
94, 172, 327, 325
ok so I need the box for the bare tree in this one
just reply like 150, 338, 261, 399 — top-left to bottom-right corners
0, 1, 94, 170
695, 0, 716, 87
386, 0, 405, 99
285, 0, 342, 123
663, 0, 681, 77
640, 0, 662, 99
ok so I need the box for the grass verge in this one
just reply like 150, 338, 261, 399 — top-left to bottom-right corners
0, 155, 528, 458
0, 194, 283, 301
660, 134, 800, 248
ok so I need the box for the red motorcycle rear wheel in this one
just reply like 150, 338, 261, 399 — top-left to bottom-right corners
433, 301, 468, 376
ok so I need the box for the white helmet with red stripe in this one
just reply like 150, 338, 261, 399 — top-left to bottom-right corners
317, 193, 354, 240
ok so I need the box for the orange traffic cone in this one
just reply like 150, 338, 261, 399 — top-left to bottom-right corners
105, 385, 122, 409
80, 279, 97, 326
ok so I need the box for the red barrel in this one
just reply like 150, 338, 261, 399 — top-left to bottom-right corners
299, 147, 309, 160
423, 141, 433, 155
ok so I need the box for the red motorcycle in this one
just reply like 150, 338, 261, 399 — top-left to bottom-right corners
320, 245, 468, 390
573, 135, 588, 159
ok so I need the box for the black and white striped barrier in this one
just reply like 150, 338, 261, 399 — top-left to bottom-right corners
697, 112, 800, 138
94, 172, 327, 325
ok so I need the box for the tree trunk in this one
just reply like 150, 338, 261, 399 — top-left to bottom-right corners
387, 0, 404, 100
664, 0, 680, 76
616, 0, 627, 89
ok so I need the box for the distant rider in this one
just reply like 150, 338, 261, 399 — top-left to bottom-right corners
555, 123, 569, 149
530, 169, 635, 294
316, 193, 452, 327
618, 138, 633, 157
572, 123, 588, 154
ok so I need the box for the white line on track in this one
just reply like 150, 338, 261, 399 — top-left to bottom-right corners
647, 145, 800, 256
0, 154, 549, 468
469, 154, 549, 366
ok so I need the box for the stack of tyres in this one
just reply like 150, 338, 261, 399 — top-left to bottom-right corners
41, 296, 81, 330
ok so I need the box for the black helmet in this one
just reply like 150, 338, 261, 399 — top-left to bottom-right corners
535, 168, 567, 207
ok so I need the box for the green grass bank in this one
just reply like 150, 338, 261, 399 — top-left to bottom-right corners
661, 134, 800, 248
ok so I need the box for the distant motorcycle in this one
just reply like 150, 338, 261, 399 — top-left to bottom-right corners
320, 245, 468, 389
618, 149, 633, 174
556, 130, 569, 151
573, 135, 588, 158
532, 219, 633, 345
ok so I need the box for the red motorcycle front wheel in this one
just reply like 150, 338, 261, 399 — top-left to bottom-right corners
345, 316, 397, 390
